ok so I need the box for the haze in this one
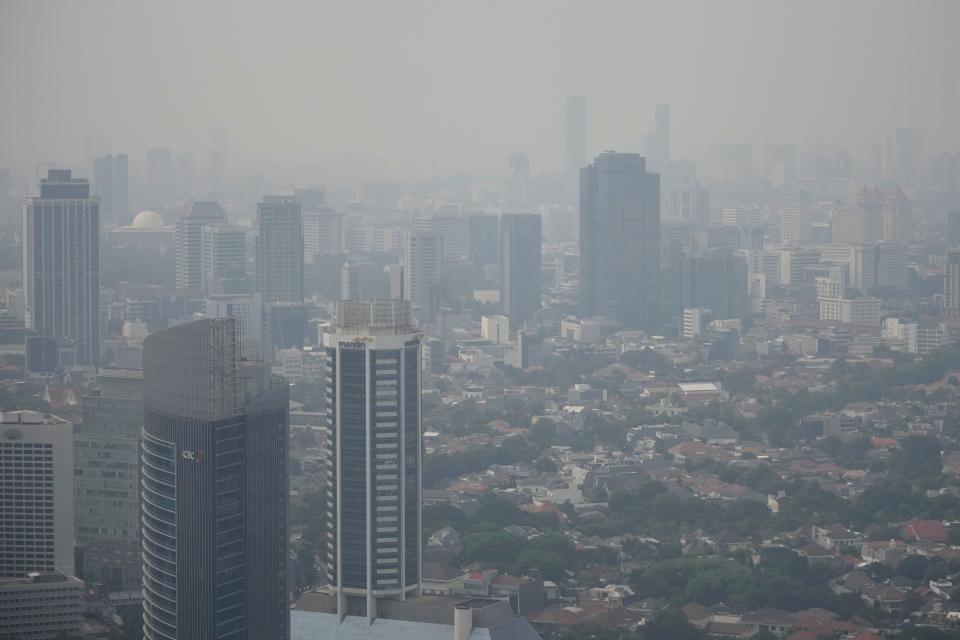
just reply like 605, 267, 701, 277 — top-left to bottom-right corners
1, 0, 958, 180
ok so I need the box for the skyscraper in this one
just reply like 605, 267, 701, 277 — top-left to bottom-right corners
75, 368, 143, 593
0, 411, 74, 578
646, 103, 670, 163
468, 214, 499, 266
565, 95, 587, 197
780, 190, 812, 245
948, 209, 960, 247
885, 128, 923, 187
681, 250, 748, 320
579, 152, 661, 329
22, 169, 101, 364
341, 262, 361, 300
176, 201, 247, 294
256, 196, 304, 305
499, 213, 542, 329
141, 317, 289, 639
403, 230, 443, 324
92, 153, 129, 227
322, 300, 421, 620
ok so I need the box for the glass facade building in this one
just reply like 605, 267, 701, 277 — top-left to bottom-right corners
322, 300, 421, 621
141, 317, 289, 639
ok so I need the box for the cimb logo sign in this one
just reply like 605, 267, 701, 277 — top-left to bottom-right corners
181, 449, 205, 463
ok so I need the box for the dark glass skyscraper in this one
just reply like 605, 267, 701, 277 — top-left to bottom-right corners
499, 213, 542, 330
141, 317, 289, 639
322, 300, 421, 621
579, 152, 661, 329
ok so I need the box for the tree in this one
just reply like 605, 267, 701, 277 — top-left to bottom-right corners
459, 532, 523, 566
531, 418, 558, 449
640, 607, 705, 640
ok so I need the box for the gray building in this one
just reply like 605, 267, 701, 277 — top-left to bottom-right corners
565, 96, 587, 184
0, 411, 75, 578
22, 169, 101, 364
681, 250, 748, 320
499, 214, 542, 329
75, 368, 143, 593
0, 572, 84, 640
175, 200, 247, 294
321, 300, 421, 621
92, 153, 129, 227
141, 317, 290, 639
579, 152, 661, 329
404, 230, 443, 325
469, 214, 500, 266
256, 195, 304, 305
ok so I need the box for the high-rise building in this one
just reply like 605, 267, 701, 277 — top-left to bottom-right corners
780, 190, 812, 245
0, 411, 75, 578
141, 317, 290, 639
949, 209, 960, 247
875, 241, 908, 290
645, 103, 670, 163
321, 300, 421, 620
302, 209, 343, 262
75, 368, 143, 593
256, 196, 304, 305
565, 96, 587, 180
881, 187, 912, 244
481, 314, 511, 344
92, 153, 129, 227
22, 169, 101, 365
669, 182, 710, 227
469, 214, 499, 266
205, 293, 264, 360
202, 223, 248, 294
885, 128, 923, 187
763, 143, 798, 187
145, 148, 176, 199
176, 200, 229, 290
682, 307, 713, 338
341, 262, 361, 300
413, 216, 468, 262
403, 230, 443, 324
499, 213, 542, 329
778, 247, 821, 287
681, 251, 748, 320
945, 249, 960, 318
579, 152, 660, 329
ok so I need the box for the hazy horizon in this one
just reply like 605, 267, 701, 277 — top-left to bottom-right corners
2, 0, 959, 182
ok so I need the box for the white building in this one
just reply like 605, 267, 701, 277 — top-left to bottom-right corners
883, 318, 946, 354
481, 314, 511, 344
682, 307, 712, 338
780, 190, 811, 245
0, 411, 75, 578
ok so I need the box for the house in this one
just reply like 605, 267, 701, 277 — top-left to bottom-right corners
427, 526, 462, 550
527, 603, 606, 634
812, 525, 863, 550
420, 561, 464, 596
903, 519, 948, 543
798, 542, 838, 565
740, 607, 797, 635
709, 530, 752, 554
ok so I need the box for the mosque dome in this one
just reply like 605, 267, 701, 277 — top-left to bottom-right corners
131, 209, 165, 228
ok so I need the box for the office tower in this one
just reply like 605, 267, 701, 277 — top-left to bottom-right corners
0, 572, 84, 639
778, 247, 821, 287
385, 264, 404, 300
403, 230, 443, 324
0, 411, 74, 578
885, 128, 923, 187
580, 152, 660, 329
75, 368, 143, 593
881, 187, 912, 244
294, 187, 326, 210
499, 213, 542, 329
176, 152, 196, 194
257, 196, 304, 354
469, 214, 499, 266
22, 169, 101, 365
682, 307, 712, 338
720, 143, 755, 183
508, 151, 530, 180
145, 148, 176, 199
206, 293, 264, 360
681, 251, 748, 320
256, 196, 304, 305
829, 206, 868, 244
646, 103, 670, 163
763, 143, 798, 187
414, 216, 469, 262
875, 241, 908, 290
176, 200, 247, 294
947, 250, 960, 318
25, 334, 59, 378
780, 190, 812, 245
565, 96, 587, 178
341, 262, 361, 300
303, 209, 343, 262
722, 206, 762, 227
670, 181, 710, 227
92, 153, 129, 227
481, 314, 510, 344
949, 210, 960, 247
510, 330, 544, 369
322, 300, 421, 620
141, 317, 289, 639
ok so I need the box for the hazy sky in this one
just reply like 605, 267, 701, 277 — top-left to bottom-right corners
2, 0, 958, 178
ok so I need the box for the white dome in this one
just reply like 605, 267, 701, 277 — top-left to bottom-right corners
131, 210, 165, 228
